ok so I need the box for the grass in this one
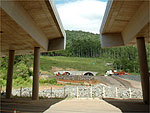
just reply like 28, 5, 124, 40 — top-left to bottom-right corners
0, 56, 114, 88
40, 56, 114, 75
39, 78, 57, 85
129, 73, 140, 76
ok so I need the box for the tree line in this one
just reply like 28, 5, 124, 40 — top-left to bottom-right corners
41, 30, 150, 73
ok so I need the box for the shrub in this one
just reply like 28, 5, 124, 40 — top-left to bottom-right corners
0, 78, 6, 86
13, 76, 32, 88
39, 78, 57, 85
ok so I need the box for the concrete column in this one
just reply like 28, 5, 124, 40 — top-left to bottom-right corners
6, 50, 15, 99
136, 37, 149, 104
32, 47, 40, 100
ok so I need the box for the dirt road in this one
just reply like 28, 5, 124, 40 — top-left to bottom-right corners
95, 75, 141, 89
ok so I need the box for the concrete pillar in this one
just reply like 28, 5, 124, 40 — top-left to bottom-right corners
136, 37, 149, 104
32, 47, 40, 100
6, 50, 15, 99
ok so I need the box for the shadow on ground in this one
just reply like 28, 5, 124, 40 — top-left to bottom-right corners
103, 98, 149, 113
1, 96, 67, 113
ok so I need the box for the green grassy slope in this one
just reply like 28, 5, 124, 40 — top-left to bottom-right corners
40, 56, 114, 75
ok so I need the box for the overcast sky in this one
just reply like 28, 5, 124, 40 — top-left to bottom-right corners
54, 0, 107, 34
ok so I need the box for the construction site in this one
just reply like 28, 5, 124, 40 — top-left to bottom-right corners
0, 0, 150, 113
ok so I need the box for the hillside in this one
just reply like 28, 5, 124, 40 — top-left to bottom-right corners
42, 30, 150, 73
1, 30, 148, 88
40, 56, 113, 75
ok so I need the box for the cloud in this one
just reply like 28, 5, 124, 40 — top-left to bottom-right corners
56, 0, 107, 34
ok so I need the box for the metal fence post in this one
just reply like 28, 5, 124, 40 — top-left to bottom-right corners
77, 87, 79, 98
51, 87, 52, 97
115, 87, 118, 98
90, 86, 92, 98
0, 85, 2, 94
30, 90, 31, 97
129, 88, 132, 98
64, 87, 66, 97
68, 88, 70, 97
102, 86, 105, 98
20, 87, 22, 96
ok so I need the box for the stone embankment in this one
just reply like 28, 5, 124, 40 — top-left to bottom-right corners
12, 83, 142, 99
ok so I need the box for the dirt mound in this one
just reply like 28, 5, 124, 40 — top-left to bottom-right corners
39, 85, 63, 90
57, 79, 99, 86
51, 66, 64, 72
51, 66, 77, 73
65, 68, 77, 71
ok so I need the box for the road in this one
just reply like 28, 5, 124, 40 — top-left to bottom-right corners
95, 75, 141, 89
44, 98, 148, 113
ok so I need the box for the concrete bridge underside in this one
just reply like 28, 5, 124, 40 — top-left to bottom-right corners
100, 0, 150, 104
0, 0, 66, 100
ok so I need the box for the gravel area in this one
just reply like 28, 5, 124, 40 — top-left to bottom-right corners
95, 76, 133, 88
117, 75, 141, 82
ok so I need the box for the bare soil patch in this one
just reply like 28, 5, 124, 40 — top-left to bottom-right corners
57, 79, 99, 85
51, 66, 77, 73
51, 66, 64, 73
39, 85, 64, 91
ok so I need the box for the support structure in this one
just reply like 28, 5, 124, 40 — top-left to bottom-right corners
32, 47, 40, 100
136, 37, 149, 104
6, 50, 15, 99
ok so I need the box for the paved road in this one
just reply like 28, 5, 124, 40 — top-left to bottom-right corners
44, 98, 122, 113
1, 98, 148, 113
113, 76, 141, 89
111, 76, 132, 88
95, 75, 141, 89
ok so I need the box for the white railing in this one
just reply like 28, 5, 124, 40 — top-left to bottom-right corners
11, 84, 142, 99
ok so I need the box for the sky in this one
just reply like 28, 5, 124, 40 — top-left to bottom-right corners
54, 0, 107, 34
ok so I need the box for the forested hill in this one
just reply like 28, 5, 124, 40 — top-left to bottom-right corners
66, 30, 100, 57
66, 30, 99, 43
42, 30, 101, 57
42, 30, 150, 73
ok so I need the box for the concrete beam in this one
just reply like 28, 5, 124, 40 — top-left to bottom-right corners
0, 1, 48, 50
122, 2, 149, 44
32, 47, 40, 100
136, 37, 149, 104
100, 0, 113, 34
100, 33, 124, 48
6, 50, 15, 99
46, 0, 66, 40
48, 37, 66, 51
